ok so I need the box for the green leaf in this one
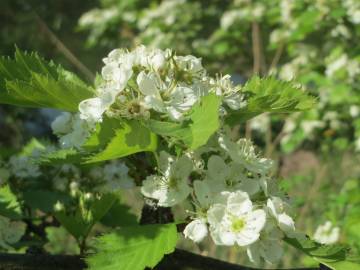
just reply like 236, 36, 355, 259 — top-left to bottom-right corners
226, 76, 316, 125
189, 94, 221, 149
85, 119, 158, 163
100, 195, 138, 227
40, 118, 158, 165
22, 190, 71, 213
86, 223, 178, 270
0, 48, 94, 112
0, 185, 22, 219
148, 94, 221, 150
285, 237, 360, 270
55, 193, 116, 240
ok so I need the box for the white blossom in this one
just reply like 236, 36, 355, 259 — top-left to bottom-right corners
247, 220, 284, 265
9, 156, 41, 179
314, 221, 340, 245
183, 219, 208, 243
207, 191, 266, 246
267, 197, 296, 237
141, 152, 192, 207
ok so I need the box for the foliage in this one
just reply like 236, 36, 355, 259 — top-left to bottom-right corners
86, 223, 178, 270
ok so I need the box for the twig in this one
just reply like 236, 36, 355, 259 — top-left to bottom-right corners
32, 12, 95, 82
268, 43, 285, 74
0, 251, 325, 270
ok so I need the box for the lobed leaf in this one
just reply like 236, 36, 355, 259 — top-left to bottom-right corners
148, 94, 221, 150
226, 76, 316, 125
40, 118, 158, 165
0, 48, 95, 112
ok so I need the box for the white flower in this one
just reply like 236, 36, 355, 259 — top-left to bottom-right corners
52, 113, 94, 149
174, 55, 204, 74
51, 112, 72, 135
166, 86, 198, 120
137, 71, 198, 121
141, 152, 193, 207
247, 220, 284, 265
79, 92, 114, 123
219, 135, 273, 175
9, 156, 41, 179
267, 197, 296, 237
314, 221, 340, 245
205, 155, 260, 195
207, 191, 266, 246
193, 180, 212, 209
101, 161, 135, 191
183, 219, 208, 243
58, 115, 93, 149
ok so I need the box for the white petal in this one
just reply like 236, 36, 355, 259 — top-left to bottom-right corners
247, 242, 261, 265
227, 191, 252, 216
244, 209, 267, 233
140, 175, 163, 200
236, 230, 260, 246
158, 178, 191, 207
278, 213, 296, 237
260, 239, 283, 264
207, 155, 229, 181
193, 180, 212, 207
144, 95, 165, 112
172, 155, 193, 179
183, 219, 208, 243
207, 204, 226, 226
51, 112, 72, 134
136, 71, 160, 96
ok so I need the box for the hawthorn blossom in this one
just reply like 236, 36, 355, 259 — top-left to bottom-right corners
267, 197, 296, 237
141, 152, 193, 207
207, 191, 266, 246
314, 221, 340, 245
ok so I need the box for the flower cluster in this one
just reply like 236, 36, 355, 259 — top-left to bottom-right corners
52, 46, 244, 149
140, 132, 297, 265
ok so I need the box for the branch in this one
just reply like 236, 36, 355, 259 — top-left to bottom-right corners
0, 253, 85, 270
0, 251, 325, 270
31, 11, 95, 82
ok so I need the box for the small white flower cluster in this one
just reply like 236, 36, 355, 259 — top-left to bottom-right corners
51, 112, 94, 149
140, 133, 296, 265
51, 45, 244, 149
8, 155, 41, 179
314, 221, 340, 245
52, 161, 134, 196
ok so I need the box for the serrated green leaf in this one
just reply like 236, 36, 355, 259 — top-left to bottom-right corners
100, 194, 138, 227
0, 185, 22, 219
189, 94, 221, 149
226, 76, 316, 125
285, 237, 360, 270
22, 190, 71, 213
40, 118, 157, 165
55, 193, 117, 240
148, 94, 221, 150
0, 48, 94, 112
85, 119, 157, 163
86, 223, 178, 270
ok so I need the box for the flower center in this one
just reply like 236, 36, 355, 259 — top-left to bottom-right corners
231, 218, 245, 233
168, 177, 179, 189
